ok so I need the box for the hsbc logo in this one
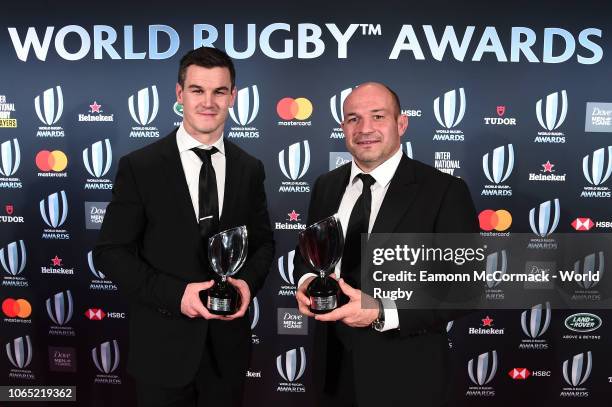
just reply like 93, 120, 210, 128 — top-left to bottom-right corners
46, 290, 73, 326
483, 144, 514, 184
536, 90, 567, 131
572, 218, 594, 231
508, 368, 530, 380
434, 88, 466, 129
0, 240, 27, 276
85, 308, 126, 320
582, 146, 612, 186
562, 351, 592, 387
279, 141, 310, 181
128, 86, 158, 125
6, 335, 33, 369
276, 347, 306, 383
467, 350, 497, 386
83, 139, 112, 178
92, 339, 120, 374
529, 199, 560, 238
521, 302, 551, 339
330, 87, 352, 126
229, 85, 259, 126
40, 190, 69, 229
0, 138, 21, 177
35, 86, 63, 126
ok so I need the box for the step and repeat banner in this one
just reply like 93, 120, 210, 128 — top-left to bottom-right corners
1, 2, 611, 405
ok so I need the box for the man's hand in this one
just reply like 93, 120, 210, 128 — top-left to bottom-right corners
315, 278, 379, 328
296, 276, 316, 317
224, 277, 251, 320
180, 281, 229, 320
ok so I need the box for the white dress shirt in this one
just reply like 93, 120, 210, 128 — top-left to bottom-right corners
298, 147, 404, 331
176, 123, 226, 221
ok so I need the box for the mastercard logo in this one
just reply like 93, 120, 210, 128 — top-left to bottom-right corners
276, 97, 313, 121
479, 209, 512, 232
2, 298, 32, 318
36, 150, 68, 172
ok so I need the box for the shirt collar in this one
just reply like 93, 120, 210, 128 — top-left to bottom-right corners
349, 147, 403, 188
176, 122, 225, 155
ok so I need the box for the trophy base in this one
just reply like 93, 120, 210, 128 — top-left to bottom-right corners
201, 282, 238, 315
307, 276, 339, 314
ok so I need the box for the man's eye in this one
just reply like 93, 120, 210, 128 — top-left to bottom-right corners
374, 115, 384, 120
215, 90, 227, 95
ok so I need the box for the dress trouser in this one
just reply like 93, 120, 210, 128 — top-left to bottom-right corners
136, 320, 250, 407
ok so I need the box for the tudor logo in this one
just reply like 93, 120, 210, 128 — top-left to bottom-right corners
562, 351, 592, 387
128, 85, 159, 125
497, 106, 505, 116
34, 86, 64, 125
276, 347, 306, 382
467, 350, 497, 386
229, 85, 259, 126
529, 199, 560, 237
0, 138, 21, 177
482, 144, 514, 184
521, 302, 551, 339
536, 90, 567, 131
434, 88, 466, 129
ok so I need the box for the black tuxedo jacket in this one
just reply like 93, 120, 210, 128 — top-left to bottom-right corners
94, 130, 274, 386
294, 154, 478, 406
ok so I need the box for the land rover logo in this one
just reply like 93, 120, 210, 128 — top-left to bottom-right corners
564, 313, 602, 333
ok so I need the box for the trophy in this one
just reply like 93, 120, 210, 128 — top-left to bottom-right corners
298, 215, 344, 314
201, 225, 248, 315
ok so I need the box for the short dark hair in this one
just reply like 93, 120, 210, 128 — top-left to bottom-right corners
383, 85, 401, 117
177, 47, 235, 89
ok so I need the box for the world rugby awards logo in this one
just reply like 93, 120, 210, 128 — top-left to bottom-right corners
466, 350, 497, 397
481, 144, 513, 196
92, 340, 121, 384
227, 85, 260, 139
277, 250, 296, 296
569, 252, 604, 302
276, 347, 306, 392
330, 87, 353, 139
83, 139, 113, 190
249, 297, 260, 344
561, 352, 591, 397
1, 240, 26, 277
528, 199, 560, 248
40, 190, 70, 240
0, 138, 21, 181
128, 86, 160, 138
6, 335, 35, 380
88, 250, 117, 291
519, 302, 550, 350
35, 86, 65, 137
535, 90, 567, 143
278, 141, 310, 192
581, 146, 612, 198
433, 88, 466, 142
46, 290, 75, 336
484, 250, 507, 294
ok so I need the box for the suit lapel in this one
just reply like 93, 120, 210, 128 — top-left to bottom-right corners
328, 165, 351, 217
371, 155, 420, 234
160, 131, 200, 236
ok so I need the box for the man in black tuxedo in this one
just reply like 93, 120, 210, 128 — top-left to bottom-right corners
294, 82, 478, 406
94, 47, 274, 407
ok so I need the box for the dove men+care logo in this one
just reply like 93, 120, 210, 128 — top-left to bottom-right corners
227, 85, 260, 139
534, 90, 567, 143
40, 190, 70, 240
83, 139, 113, 190
128, 85, 160, 138
580, 146, 612, 198
481, 144, 514, 196
34, 86, 65, 137
278, 140, 310, 192
433, 87, 466, 141
0, 138, 23, 188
